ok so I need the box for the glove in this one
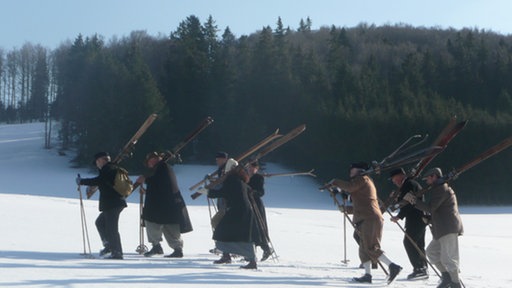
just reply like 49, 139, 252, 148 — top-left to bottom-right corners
196, 187, 208, 194
403, 192, 417, 205
75, 175, 81, 186
341, 191, 349, 200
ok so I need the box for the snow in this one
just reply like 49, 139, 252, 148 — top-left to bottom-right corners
1, 122, 511, 287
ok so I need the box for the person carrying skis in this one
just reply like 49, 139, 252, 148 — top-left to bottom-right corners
402, 167, 464, 288
204, 165, 259, 269
135, 152, 193, 258
388, 167, 428, 280
326, 162, 402, 284
199, 151, 238, 259
247, 161, 273, 261
76, 152, 127, 259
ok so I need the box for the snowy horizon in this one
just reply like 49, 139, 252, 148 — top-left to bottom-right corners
1, 122, 511, 287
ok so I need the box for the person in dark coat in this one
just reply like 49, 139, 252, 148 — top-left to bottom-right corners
135, 152, 193, 258
403, 167, 464, 288
247, 161, 273, 261
76, 152, 127, 259
388, 168, 428, 280
206, 165, 258, 269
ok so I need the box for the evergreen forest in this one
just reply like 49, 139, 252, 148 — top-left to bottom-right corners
0, 16, 511, 204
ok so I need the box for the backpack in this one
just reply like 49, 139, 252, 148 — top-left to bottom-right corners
113, 166, 133, 197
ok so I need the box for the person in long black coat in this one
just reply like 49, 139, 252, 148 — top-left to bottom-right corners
207, 166, 258, 269
136, 152, 193, 258
247, 161, 273, 261
77, 152, 127, 259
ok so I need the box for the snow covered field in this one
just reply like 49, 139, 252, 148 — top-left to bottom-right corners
0, 122, 511, 287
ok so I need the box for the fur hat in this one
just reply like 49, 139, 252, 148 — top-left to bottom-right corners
422, 167, 443, 180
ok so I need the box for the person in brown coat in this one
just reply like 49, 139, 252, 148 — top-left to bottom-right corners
403, 167, 464, 288
328, 162, 402, 284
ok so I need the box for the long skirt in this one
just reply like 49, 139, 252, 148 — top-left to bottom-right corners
216, 241, 256, 261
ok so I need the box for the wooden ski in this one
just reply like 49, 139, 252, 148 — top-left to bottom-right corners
393, 135, 512, 210
112, 113, 158, 164
86, 113, 158, 198
380, 117, 467, 208
409, 117, 467, 178
188, 128, 282, 192
162, 116, 214, 162
191, 124, 306, 199
131, 116, 214, 192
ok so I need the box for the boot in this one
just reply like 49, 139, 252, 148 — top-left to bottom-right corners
99, 246, 111, 257
387, 263, 402, 284
209, 247, 222, 255
144, 243, 164, 257
104, 251, 123, 260
240, 260, 257, 269
213, 253, 231, 264
436, 272, 452, 288
261, 247, 273, 262
353, 273, 372, 283
407, 267, 428, 280
165, 248, 183, 258
450, 282, 462, 288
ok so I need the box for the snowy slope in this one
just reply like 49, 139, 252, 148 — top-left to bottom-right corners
0, 122, 511, 287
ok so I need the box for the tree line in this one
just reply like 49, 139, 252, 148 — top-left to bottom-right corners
0, 16, 511, 204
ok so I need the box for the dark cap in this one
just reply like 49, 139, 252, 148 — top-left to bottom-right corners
145, 151, 160, 166
215, 151, 228, 159
350, 162, 369, 170
92, 152, 110, 165
388, 168, 406, 179
422, 167, 443, 180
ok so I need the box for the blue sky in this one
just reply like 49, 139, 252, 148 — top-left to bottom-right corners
1, 0, 511, 49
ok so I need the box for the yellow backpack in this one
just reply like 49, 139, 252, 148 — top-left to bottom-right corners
113, 167, 133, 197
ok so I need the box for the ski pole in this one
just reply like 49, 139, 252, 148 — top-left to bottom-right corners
341, 197, 349, 264
382, 202, 442, 279
135, 187, 148, 254
248, 192, 278, 262
77, 174, 93, 258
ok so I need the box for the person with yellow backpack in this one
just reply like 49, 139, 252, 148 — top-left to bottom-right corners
76, 152, 127, 260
